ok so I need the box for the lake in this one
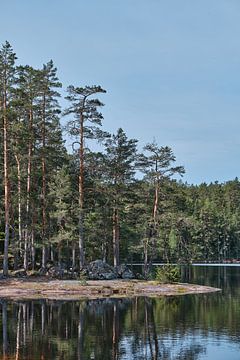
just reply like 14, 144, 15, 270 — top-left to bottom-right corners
0, 265, 240, 359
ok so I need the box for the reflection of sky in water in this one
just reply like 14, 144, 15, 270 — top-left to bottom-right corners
120, 333, 240, 360
200, 339, 240, 360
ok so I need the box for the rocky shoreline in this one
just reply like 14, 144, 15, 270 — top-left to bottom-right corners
8, 260, 136, 281
0, 278, 221, 300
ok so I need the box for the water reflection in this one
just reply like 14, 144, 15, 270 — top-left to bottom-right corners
0, 266, 240, 359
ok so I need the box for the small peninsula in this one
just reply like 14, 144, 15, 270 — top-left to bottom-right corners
0, 277, 220, 300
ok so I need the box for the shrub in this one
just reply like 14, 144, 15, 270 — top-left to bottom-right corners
155, 264, 181, 283
79, 272, 88, 286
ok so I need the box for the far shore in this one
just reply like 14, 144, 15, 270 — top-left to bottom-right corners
0, 277, 221, 300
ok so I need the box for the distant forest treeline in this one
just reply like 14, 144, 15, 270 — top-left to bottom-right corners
0, 41, 240, 275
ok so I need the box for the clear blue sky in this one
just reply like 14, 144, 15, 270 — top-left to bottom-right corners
1, 0, 240, 184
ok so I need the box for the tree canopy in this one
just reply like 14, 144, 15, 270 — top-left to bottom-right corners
0, 41, 240, 275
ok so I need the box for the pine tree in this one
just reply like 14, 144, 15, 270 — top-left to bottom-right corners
0, 41, 17, 275
37, 60, 63, 269
14, 65, 42, 269
64, 85, 106, 268
49, 165, 75, 267
141, 142, 184, 274
103, 128, 138, 267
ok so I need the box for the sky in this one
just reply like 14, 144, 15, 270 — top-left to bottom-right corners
1, 0, 240, 184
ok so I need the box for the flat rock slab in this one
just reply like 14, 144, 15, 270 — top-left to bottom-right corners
0, 278, 221, 300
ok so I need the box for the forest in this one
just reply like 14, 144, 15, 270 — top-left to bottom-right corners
1, 41, 240, 276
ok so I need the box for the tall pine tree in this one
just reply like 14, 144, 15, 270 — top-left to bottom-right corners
0, 42, 17, 275
64, 85, 106, 268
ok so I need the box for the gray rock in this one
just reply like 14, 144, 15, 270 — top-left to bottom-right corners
12, 270, 27, 278
102, 272, 116, 280
38, 267, 47, 276
117, 264, 135, 279
87, 260, 117, 280
47, 266, 64, 279
121, 269, 134, 279
135, 272, 144, 280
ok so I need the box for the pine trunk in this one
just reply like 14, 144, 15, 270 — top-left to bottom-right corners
153, 159, 159, 224
72, 243, 76, 271
41, 95, 47, 269
25, 106, 33, 270
153, 181, 159, 224
113, 206, 120, 267
145, 162, 160, 272
42, 246, 47, 270
3, 83, 10, 277
15, 155, 23, 269
79, 112, 84, 268
31, 230, 35, 270
144, 238, 149, 278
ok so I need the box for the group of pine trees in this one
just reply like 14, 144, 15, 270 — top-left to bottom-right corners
1, 41, 240, 276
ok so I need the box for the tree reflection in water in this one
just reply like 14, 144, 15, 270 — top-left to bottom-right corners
0, 297, 206, 360
0, 266, 240, 359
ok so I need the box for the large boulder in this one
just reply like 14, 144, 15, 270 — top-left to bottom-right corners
117, 264, 135, 279
87, 260, 117, 280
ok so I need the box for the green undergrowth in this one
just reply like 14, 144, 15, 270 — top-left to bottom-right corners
155, 264, 181, 284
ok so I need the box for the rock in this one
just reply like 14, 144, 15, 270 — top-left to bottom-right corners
101, 272, 116, 280
47, 266, 64, 279
86, 260, 135, 280
38, 267, 47, 276
87, 260, 117, 280
12, 270, 27, 278
122, 270, 134, 279
117, 264, 135, 279
135, 272, 144, 280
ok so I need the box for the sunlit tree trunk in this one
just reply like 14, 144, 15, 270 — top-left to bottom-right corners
25, 106, 33, 270
31, 213, 36, 270
3, 83, 10, 277
144, 238, 149, 278
15, 155, 23, 269
144, 160, 159, 277
79, 112, 85, 269
113, 206, 120, 268
41, 94, 47, 269
72, 243, 76, 271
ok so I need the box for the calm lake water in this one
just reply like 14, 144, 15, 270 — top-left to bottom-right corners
1, 266, 240, 359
